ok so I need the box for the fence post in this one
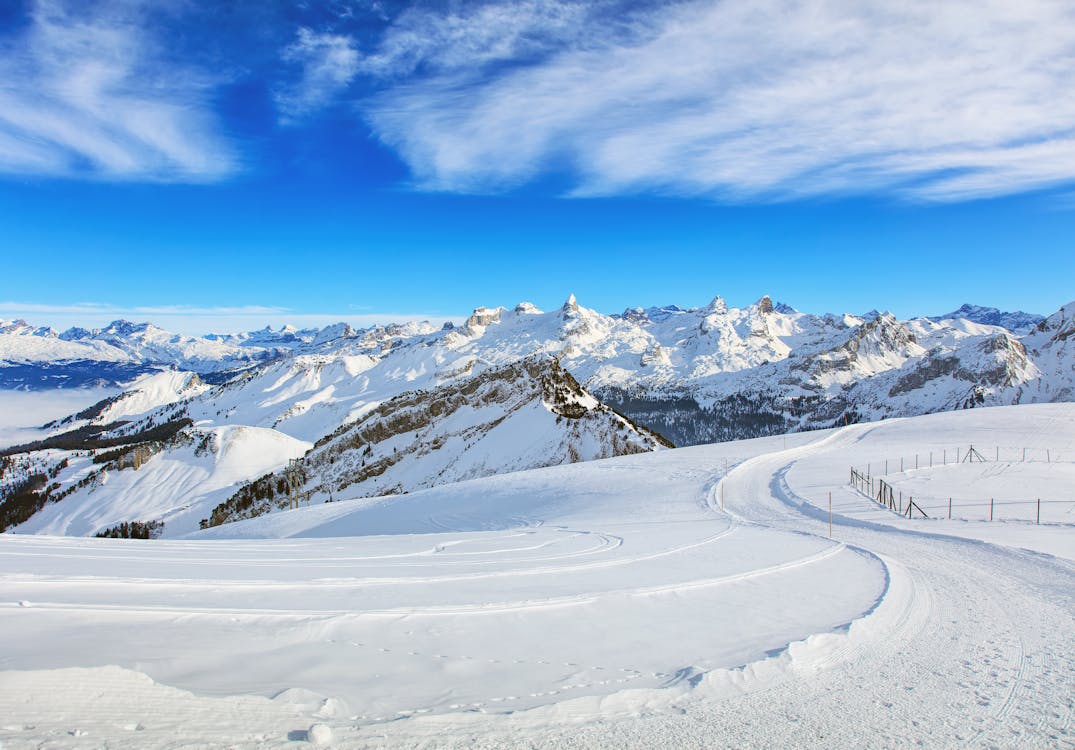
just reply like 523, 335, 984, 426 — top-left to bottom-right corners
916, 454, 919, 470
901, 457, 904, 472
944, 449, 947, 465
948, 497, 952, 520
957, 448, 961, 463
990, 498, 994, 521
996, 446, 999, 462
1037, 498, 1040, 525
1023, 447, 1026, 462
1047, 450, 1051, 463
885, 459, 888, 474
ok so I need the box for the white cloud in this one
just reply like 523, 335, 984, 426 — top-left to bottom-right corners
0, 0, 236, 181
276, 0, 600, 121
359, 0, 596, 78
0, 302, 458, 336
276, 27, 362, 121
359, 0, 1075, 201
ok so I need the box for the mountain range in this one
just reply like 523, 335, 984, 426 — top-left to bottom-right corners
1, 296, 1070, 537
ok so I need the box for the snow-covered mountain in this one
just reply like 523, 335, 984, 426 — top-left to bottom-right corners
205, 356, 669, 528
0, 356, 667, 536
0, 317, 440, 387
1, 295, 1070, 536
927, 303, 1044, 332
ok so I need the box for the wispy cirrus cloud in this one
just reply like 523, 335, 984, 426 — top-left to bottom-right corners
357, 0, 599, 78
275, 0, 604, 121
276, 27, 362, 121
0, 301, 457, 336
0, 0, 237, 181
344, 0, 1075, 202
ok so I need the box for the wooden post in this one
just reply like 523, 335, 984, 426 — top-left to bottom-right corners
915, 454, 919, 470
996, 446, 999, 462
1023, 447, 1026, 462
885, 459, 888, 474
990, 498, 994, 521
901, 457, 904, 472
1047, 450, 1051, 463
829, 492, 832, 538
948, 497, 952, 520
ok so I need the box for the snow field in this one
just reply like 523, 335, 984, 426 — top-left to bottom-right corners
854, 460, 1074, 523
1, 403, 1072, 748
775, 403, 1075, 559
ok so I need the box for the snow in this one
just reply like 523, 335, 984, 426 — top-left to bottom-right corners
11, 425, 311, 537
6, 296, 1075, 467
0, 403, 1072, 747
307, 723, 334, 745
93, 370, 208, 424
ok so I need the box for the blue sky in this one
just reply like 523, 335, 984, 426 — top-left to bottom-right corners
2, 0, 1074, 334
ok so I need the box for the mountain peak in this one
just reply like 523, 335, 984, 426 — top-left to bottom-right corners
465, 306, 503, 329
927, 303, 1044, 331
103, 320, 152, 335
704, 296, 727, 314
562, 294, 579, 312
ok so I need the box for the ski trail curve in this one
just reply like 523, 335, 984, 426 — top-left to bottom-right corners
680, 423, 1075, 749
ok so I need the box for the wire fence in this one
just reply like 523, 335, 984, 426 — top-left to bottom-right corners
848, 444, 1074, 524
855, 445, 1071, 477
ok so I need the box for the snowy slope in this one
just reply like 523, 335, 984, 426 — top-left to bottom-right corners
0, 404, 1070, 748
13, 425, 311, 538
1, 357, 667, 536
206, 356, 669, 527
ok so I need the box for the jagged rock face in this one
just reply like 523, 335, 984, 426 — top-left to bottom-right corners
465, 307, 504, 329
206, 357, 670, 527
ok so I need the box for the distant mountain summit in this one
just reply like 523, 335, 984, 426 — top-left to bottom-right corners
928, 304, 1043, 331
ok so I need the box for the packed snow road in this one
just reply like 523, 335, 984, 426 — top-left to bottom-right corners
0, 405, 1072, 748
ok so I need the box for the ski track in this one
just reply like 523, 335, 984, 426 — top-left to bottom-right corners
364, 417, 1073, 748
1, 408, 1074, 748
